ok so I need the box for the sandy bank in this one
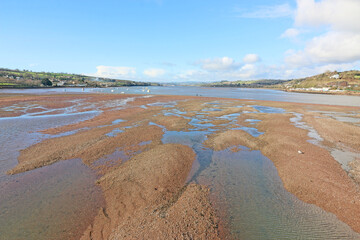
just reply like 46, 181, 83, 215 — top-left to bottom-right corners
81, 144, 219, 240
2, 93, 360, 238
205, 111, 360, 233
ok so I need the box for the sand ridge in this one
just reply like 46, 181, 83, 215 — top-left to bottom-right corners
2, 93, 360, 238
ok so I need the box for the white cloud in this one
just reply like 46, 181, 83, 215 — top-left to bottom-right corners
243, 54, 261, 64
196, 57, 239, 71
177, 70, 204, 80
230, 64, 258, 79
281, 62, 360, 79
177, 63, 262, 82
295, 0, 360, 32
143, 68, 166, 77
284, 0, 360, 68
286, 31, 360, 66
184, 55, 267, 81
91, 65, 136, 79
28, 63, 39, 68
239, 3, 294, 19
281, 28, 300, 39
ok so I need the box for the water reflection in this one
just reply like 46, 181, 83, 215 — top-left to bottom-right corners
0, 110, 103, 240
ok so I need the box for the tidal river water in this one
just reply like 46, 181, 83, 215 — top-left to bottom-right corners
0, 88, 359, 239
158, 103, 360, 239
0, 110, 105, 239
1, 86, 360, 106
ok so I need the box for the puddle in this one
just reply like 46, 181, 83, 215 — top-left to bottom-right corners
102, 97, 136, 109
139, 140, 152, 146
245, 119, 261, 123
112, 119, 126, 125
0, 109, 103, 240
202, 108, 223, 112
163, 108, 188, 117
0, 110, 99, 121
199, 149, 360, 239
92, 149, 128, 168
232, 126, 264, 137
290, 113, 323, 145
106, 128, 124, 137
290, 112, 359, 173
147, 101, 177, 108
189, 118, 216, 131
93, 141, 152, 170
331, 149, 359, 173
0, 159, 104, 240
313, 111, 360, 125
253, 105, 286, 113
162, 130, 213, 182
217, 113, 241, 120
157, 103, 359, 238
149, 121, 167, 132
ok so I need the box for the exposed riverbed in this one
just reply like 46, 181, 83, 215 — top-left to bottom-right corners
1, 92, 360, 239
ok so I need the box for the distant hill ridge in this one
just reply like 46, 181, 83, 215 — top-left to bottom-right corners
0, 68, 158, 88
201, 70, 360, 92
202, 79, 288, 88
286, 70, 360, 89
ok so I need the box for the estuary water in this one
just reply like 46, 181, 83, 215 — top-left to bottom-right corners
1, 86, 360, 106
157, 102, 360, 239
0, 110, 104, 240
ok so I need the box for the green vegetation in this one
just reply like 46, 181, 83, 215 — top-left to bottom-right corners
202, 79, 288, 88
201, 70, 360, 93
0, 83, 17, 86
0, 68, 159, 88
284, 70, 360, 91
41, 78, 52, 86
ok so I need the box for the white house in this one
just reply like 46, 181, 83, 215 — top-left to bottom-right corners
330, 74, 340, 79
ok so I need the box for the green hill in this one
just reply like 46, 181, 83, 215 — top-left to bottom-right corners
203, 79, 288, 88
201, 70, 360, 93
0, 68, 158, 88
285, 70, 360, 90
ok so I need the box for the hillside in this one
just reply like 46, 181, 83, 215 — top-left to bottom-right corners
0, 68, 158, 88
284, 70, 360, 91
202, 79, 288, 88
200, 70, 360, 94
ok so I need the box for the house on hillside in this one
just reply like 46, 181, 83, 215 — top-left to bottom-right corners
330, 74, 340, 79
57, 81, 65, 86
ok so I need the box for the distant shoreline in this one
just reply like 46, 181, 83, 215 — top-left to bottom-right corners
284, 89, 360, 96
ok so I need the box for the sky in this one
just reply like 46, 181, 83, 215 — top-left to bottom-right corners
1, 0, 360, 82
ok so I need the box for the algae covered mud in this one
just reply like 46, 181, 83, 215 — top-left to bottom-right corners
0, 92, 360, 239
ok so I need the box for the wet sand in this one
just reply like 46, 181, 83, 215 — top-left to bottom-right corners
1, 93, 360, 239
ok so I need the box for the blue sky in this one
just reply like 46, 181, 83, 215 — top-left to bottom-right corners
1, 0, 360, 82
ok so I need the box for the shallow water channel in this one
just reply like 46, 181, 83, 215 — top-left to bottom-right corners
158, 103, 360, 239
0, 109, 104, 240
1, 96, 359, 239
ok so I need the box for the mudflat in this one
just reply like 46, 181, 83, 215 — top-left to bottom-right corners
2, 93, 360, 239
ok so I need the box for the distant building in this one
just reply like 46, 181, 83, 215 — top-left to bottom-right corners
330, 74, 340, 79
309, 87, 329, 91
